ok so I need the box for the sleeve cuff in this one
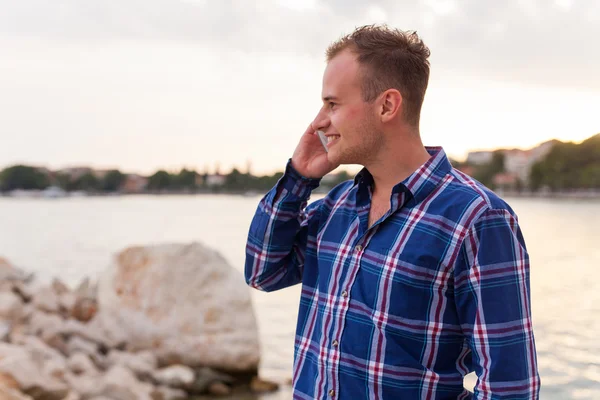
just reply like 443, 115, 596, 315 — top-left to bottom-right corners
278, 159, 321, 199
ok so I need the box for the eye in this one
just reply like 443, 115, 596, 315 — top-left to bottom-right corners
328, 102, 336, 109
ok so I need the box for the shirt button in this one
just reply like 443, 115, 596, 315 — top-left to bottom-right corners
355, 244, 363, 252
332, 339, 339, 347
329, 389, 335, 397
341, 290, 348, 298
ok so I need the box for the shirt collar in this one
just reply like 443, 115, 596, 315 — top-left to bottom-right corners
353, 146, 452, 207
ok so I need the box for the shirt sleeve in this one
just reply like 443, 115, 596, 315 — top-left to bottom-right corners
244, 159, 322, 292
454, 207, 541, 399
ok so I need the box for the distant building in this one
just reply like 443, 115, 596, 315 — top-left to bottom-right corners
121, 174, 148, 193
205, 174, 226, 186
92, 169, 113, 179
503, 140, 556, 184
493, 172, 519, 188
58, 167, 93, 180
468, 140, 557, 186
466, 151, 494, 165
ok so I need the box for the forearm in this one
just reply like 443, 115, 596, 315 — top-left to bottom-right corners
245, 160, 321, 292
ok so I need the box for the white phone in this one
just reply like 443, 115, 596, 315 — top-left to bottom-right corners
317, 130, 329, 153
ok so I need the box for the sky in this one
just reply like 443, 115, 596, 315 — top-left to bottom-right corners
0, 0, 599, 175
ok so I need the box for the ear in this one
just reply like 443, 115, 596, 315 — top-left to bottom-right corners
379, 89, 402, 123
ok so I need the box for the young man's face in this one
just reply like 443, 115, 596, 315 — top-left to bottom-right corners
312, 49, 383, 166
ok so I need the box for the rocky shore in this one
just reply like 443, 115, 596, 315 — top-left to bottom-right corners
0, 243, 279, 400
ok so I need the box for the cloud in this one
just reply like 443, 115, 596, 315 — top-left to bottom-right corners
0, 0, 598, 89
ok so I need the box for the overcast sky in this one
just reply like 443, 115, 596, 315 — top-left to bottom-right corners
1, 0, 599, 175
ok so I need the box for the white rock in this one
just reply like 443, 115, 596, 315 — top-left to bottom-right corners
152, 365, 195, 388
28, 311, 63, 338
0, 321, 11, 341
65, 364, 155, 400
32, 286, 61, 314
0, 257, 32, 282
63, 373, 100, 398
67, 352, 98, 376
0, 291, 23, 320
106, 350, 157, 378
152, 386, 187, 400
75, 277, 97, 300
61, 319, 113, 348
67, 336, 98, 358
42, 357, 68, 381
0, 343, 69, 400
0, 385, 34, 400
101, 365, 155, 400
51, 278, 70, 296
96, 242, 260, 371
58, 292, 77, 314
12, 335, 65, 362
12, 281, 34, 303
62, 392, 82, 400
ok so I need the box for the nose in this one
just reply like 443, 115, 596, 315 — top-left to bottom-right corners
311, 106, 331, 132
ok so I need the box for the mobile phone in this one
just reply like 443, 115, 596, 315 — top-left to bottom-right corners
317, 130, 329, 153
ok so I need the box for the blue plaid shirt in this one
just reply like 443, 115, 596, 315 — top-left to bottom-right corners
245, 147, 540, 399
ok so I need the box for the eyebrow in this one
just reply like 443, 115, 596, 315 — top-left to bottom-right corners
322, 95, 339, 102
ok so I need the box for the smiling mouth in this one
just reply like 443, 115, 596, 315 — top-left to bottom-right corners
326, 135, 340, 145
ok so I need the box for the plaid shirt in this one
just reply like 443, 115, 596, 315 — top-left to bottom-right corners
245, 147, 540, 399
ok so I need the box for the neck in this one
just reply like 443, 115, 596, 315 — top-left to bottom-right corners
365, 128, 431, 197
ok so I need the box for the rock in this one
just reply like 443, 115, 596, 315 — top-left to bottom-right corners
106, 350, 157, 379
152, 365, 195, 388
25, 385, 70, 400
12, 335, 65, 362
12, 281, 34, 303
0, 291, 23, 320
0, 343, 69, 400
75, 277, 97, 300
51, 279, 70, 296
61, 319, 115, 349
28, 310, 63, 338
0, 321, 11, 341
0, 257, 32, 283
8, 336, 68, 382
250, 376, 280, 393
63, 373, 99, 398
43, 334, 69, 357
0, 384, 34, 400
101, 365, 155, 400
58, 292, 77, 315
151, 386, 187, 400
207, 381, 231, 396
67, 352, 98, 376
187, 367, 234, 394
63, 392, 82, 400
96, 242, 260, 371
71, 297, 97, 322
67, 336, 98, 358
42, 356, 68, 381
0, 371, 20, 389
31, 286, 60, 314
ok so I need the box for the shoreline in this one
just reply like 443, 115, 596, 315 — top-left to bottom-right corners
2, 189, 600, 201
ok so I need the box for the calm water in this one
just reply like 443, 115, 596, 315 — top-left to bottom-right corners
1, 194, 599, 399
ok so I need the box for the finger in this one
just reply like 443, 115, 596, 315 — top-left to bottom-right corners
304, 122, 317, 136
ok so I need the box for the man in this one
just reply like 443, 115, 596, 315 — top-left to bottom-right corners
245, 25, 540, 399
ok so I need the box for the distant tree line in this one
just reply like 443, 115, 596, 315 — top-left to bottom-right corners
451, 133, 600, 192
0, 167, 126, 193
0, 165, 351, 194
529, 134, 600, 191
2, 134, 598, 194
